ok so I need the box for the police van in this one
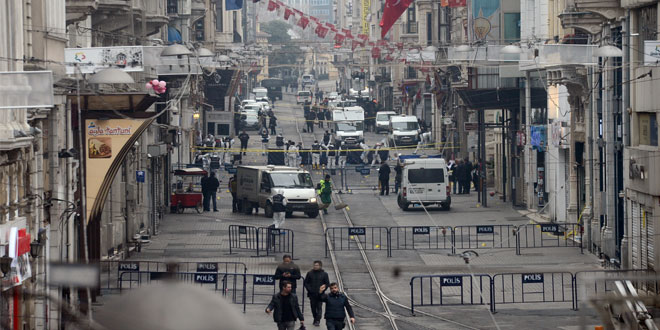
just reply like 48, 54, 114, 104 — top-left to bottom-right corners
397, 155, 450, 211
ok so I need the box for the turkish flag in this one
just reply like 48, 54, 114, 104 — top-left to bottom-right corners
316, 26, 329, 38
351, 40, 361, 50
267, 0, 277, 11
334, 33, 345, 43
371, 47, 381, 59
448, 0, 466, 7
385, 54, 394, 61
284, 8, 293, 20
380, 0, 414, 38
326, 22, 335, 29
357, 34, 368, 41
293, 8, 303, 16
310, 16, 319, 22
298, 16, 309, 29
342, 28, 353, 39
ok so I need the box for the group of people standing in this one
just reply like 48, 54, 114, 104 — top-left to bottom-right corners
448, 158, 482, 195
267, 255, 355, 329
304, 104, 331, 133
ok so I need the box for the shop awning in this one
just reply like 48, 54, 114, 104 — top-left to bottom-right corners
68, 92, 159, 113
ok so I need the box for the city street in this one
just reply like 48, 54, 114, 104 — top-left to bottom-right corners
100, 87, 605, 329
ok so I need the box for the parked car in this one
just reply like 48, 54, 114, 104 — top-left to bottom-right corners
397, 156, 450, 211
375, 111, 397, 133
296, 90, 313, 104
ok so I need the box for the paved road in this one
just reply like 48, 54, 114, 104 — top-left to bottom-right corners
94, 82, 605, 330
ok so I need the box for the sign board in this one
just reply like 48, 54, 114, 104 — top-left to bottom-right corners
194, 273, 218, 284
443, 117, 453, 125
440, 276, 463, 286
522, 273, 544, 284
136, 170, 145, 183
196, 262, 218, 272
348, 227, 366, 236
464, 122, 479, 131
360, 168, 371, 175
0, 71, 54, 109
205, 69, 235, 111
65, 46, 144, 74
269, 228, 281, 235
412, 226, 430, 235
644, 41, 660, 66
118, 261, 139, 272
355, 165, 364, 173
540, 224, 558, 233
476, 225, 494, 234
228, 167, 237, 174
253, 275, 275, 285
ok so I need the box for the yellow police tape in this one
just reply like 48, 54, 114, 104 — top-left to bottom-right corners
193, 142, 458, 153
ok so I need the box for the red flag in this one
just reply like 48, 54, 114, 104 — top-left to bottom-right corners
377, 40, 388, 46
342, 29, 353, 39
385, 54, 394, 61
396, 42, 403, 50
368, 41, 375, 47
284, 8, 293, 20
334, 33, 345, 43
297, 16, 309, 29
326, 22, 335, 28
310, 16, 319, 22
380, 0, 413, 38
357, 34, 368, 41
371, 47, 381, 59
267, 0, 277, 11
448, 0, 466, 7
416, 89, 422, 100
316, 26, 329, 38
441, 0, 448, 6
351, 40, 361, 50
293, 8, 303, 16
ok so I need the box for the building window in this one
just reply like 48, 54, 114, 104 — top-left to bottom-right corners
216, 1, 223, 32
406, 5, 417, 34
167, 0, 178, 14
637, 4, 657, 60
195, 20, 205, 41
638, 113, 658, 146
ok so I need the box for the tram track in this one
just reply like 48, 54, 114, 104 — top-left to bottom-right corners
282, 94, 479, 330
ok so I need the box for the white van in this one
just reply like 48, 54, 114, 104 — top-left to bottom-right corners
296, 90, 312, 104
397, 156, 450, 211
253, 87, 269, 102
388, 115, 420, 146
375, 111, 397, 133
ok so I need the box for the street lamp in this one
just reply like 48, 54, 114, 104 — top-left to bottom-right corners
501, 44, 523, 54
195, 47, 215, 58
593, 45, 623, 57
161, 44, 193, 57
88, 69, 136, 84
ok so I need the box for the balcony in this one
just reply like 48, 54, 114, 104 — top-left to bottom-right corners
92, 0, 131, 33
66, 0, 99, 24
559, 0, 623, 34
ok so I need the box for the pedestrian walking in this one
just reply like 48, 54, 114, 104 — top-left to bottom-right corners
238, 130, 250, 155
261, 127, 270, 156
318, 283, 355, 330
318, 175, 332, 214
317, 109, 325, 128
229, 175, 238, 213
311, 140, 321, 169
266, 281, 305, 330
271, 189, 287, 228
202, 172, 220, 211
394, 160, 403, 194
338, 142, 347, 169
326, 143, 336, 171
306, 109, 316, 133
378, 161, 391, 196
287, 142, 299, 168
304, 261, 330, 326
322, 131, 331, 146
269, 115, 278, 135
274, 255, 301, 293
371, 143, 383, 167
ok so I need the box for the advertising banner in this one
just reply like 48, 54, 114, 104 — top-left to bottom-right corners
361, 0, 370, 35
2, 228, 32, 290
65, 46, 144, 74
85, 119, 146, 222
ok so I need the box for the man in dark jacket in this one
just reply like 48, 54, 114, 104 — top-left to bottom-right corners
238, 130, 250, 155
317, 109, 325, 128
269, 115, 278, 135
306, 109, 316, 133
378, 161, 391, 196
274, 255, 302, 293
319, 283, 355, 330
266, 281, 304, 330
304, 260, 330, 326
200, 175, 210, 211
202, 172, 220, 212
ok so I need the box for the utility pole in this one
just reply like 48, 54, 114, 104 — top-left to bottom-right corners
620, 12, 631, 268
601, 25, 616, 259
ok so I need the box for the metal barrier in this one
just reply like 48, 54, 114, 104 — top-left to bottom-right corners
229, 225, 261, 256
325, 226, 390, 257
100, 260, 247, 293
491, 272, 574, 312
516, 223, 583, 255
453, 225, 517, 250
390, 226, 455, 255
573, 269, 658, 310
410, 274, 493, 315
229, 225, 295, 258
258, 227, 295, 259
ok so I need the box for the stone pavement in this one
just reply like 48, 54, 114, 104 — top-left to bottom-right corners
93, 89, 607, 330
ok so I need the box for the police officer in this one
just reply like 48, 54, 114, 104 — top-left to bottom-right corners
338, 142, 348, 169
326, 143, 337, 170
